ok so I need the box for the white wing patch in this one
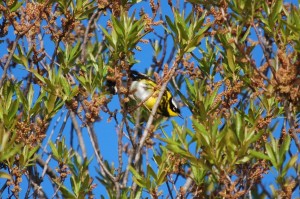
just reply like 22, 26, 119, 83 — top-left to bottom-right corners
130, 81, 153, 101
171, 98, 178, 109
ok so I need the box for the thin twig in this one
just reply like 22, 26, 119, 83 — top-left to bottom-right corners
0, 181, 8, 196
116, 125, 123, 181
27, 172, 48, 199
251, 22, 277, 82
41, 154, 52, 178
133, 66, 177, 166
284, 101, 300, 151
56, 110, 70, 141
28, 181, 48, 199
122, 147, 135, 187
69, 110, 87, 159
81, 10, 102, 61
49, 37, 62, 69
0, 34, 20, 88
180, 176, 193, 198
122, 108, 141, 186
86, 124, 121, 197
132, 66, 178, 194
41, 109, 67, 157
36, 158, 57, 180
168, 174, 178, 197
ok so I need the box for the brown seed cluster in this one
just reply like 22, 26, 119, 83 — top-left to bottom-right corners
272, 50, 300, 105
279, 179, 296, 198
145, 125, 155, 148
143, 14, 155, 32
0, 2, 51, 37
6, 165, 22, 194
66, 99, 79, 112
190, 184, 205, 199
83, 94, 108, 123
106, 67, 127, 95
250, 62, 268, 98
209, 1, 228, 26
165, 152, 187, 175
111, 1, 122, 17
56, 162, 70, 182
218, 160, 268, 198
218, 174, 246, 199
256, 115, 272, 130
43, 7, 80, 44
213, 79, 243, 119
182, 57, 202, 80
97, 0, 110, 9
88, 178, 97, 199
15, 117, 48, 149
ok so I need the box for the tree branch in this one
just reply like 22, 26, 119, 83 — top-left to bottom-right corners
132, 65, 178, 194
0, 34, 20, 88
69, 110, 87, 159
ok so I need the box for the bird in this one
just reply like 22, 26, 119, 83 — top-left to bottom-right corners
108, 70, 182, 118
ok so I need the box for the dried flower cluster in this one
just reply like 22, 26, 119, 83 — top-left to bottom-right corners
218, 159, 268, 199
83, 94, 108, 123
213, 79, 243, 119
15, 117, 48, 148
182, 56, 202, 80
6, 165, 22, 194
0, 2, 51, 37
165, 152, 187, 175
56, 162, 70, 182
273, 50, 300, 105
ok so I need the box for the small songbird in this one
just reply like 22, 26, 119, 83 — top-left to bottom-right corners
129, 70, 182, 117
108, 70, 182, 118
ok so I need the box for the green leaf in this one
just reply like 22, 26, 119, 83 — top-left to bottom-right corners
30, 91, 46, 116
206, 86, 219, 110
226, 47, 235, 72
27, 84, 34, 110
177, 21, 189, 41
30, 69, 46, 84
185, 78, 195, 100
69, 42, 82, 65
111, 15, 125, 37
9, 0, 23, 12
133, 189, 142, 199
156, 170, 167, 186
129, 166, 143, 181
249, 150, 270, 160
147, 165, 157, 181
271, 0, 283, 19
59, 184, 77, 199
49, 141, 59, 159
45, 93, 57, 114
236, 156, 251, 164
8, 100, 19, 122
165, 16, 177, 34
241, 26, 251, 42
235, 112, 242, 140
279, 136, 290, 161
281, 155, 297, 176
20, 54, 29, 68
100, 26, 116, 48
192, 118, 210, 146
265, 143, 277, 168
0, 171, 11, 179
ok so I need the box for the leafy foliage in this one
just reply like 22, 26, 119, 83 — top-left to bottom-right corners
0, 0, 299, 198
